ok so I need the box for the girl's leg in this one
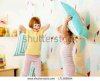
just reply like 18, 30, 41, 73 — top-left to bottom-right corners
33, 56, 41, 77
60, 43, 75, 77
61, 54, 75, 76
22, 54, 32, 76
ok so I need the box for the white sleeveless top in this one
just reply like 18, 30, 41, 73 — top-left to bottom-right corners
60, 42, 74, 57
60, 42, 75, 76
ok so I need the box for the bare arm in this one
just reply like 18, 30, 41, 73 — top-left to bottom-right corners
61, 15, 72, 32
81, 17, 86, 26
19, 25, 26, 33
78, 14, 86, 26
57, 25, 62, 33
41, 24, 50, 32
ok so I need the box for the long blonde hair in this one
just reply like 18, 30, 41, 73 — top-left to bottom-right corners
57, 25, 74, 44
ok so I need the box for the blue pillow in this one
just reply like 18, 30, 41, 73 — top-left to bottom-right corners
14, 33, 28, 56
28, 63, 35, 77
61, 2, 89, 38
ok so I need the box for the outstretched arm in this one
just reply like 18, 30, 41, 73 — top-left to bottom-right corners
61, 15, 72, 31
19, 25, 26, 33
41, 24, 50, 32
57, 25, 62, 33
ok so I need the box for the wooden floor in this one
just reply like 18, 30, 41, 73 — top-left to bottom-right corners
42, 70, 85, 77
41, 64, 85, 77
0, 64, 85, 77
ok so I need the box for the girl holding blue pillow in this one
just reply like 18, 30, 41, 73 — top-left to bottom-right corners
19, 17, 50, 77
57, 16, 75, 77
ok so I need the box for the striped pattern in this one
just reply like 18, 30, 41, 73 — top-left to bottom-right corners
60, 42, 75, 76
14, 33, 28, 56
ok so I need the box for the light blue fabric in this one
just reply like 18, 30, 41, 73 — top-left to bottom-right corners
61, 2, 89, 38
86, 58, 90, 72
14, 33, 27, 56
28, 63, 35, 77
79, 38, 86, 53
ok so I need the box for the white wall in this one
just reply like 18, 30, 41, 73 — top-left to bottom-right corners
0, 37, 25, 76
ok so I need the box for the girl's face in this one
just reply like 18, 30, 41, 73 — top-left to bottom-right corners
33, 23, 40, 31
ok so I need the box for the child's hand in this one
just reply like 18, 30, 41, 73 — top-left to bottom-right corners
66, 15, 72, 23
42, 24, 50, 32
19, 25, 26, 33
63, 15, 72, 26
47, 24, 50, 27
